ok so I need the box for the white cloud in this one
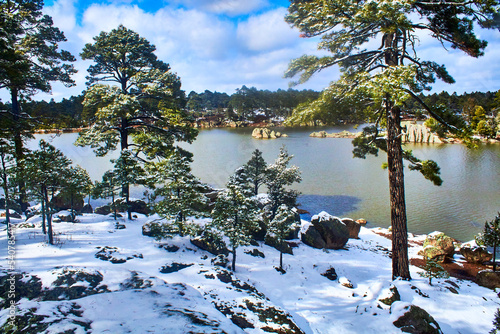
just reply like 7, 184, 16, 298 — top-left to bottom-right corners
237, 8, 297, 52
171, 0, 270, 16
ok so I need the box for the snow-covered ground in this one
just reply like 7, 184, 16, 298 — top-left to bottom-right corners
1, 212, 498, 333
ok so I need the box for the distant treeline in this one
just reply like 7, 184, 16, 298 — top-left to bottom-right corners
0, 87, 497, 129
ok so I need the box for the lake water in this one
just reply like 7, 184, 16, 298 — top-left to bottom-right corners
31, 126, 500, 242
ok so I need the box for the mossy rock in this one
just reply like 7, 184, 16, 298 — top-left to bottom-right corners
379, 285, 401, 306
423, 233, 455, 262
393, 304, 443, 334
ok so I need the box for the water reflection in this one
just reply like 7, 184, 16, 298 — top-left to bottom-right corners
297, 194, 362, 221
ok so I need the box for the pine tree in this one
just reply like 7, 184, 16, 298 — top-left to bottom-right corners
284, 0, 498, 280
476, 213, 500, 271
418, 257, 449, 285
147, 152, 209, 236
93, 170, 121, 220
24, 140, 73, 245
268, 204, 297, 271
76, 25, 197, 219
0, 0, 76, 212
211, 169, 260, 271
0, 138, 17, 230
264, 146, 302, 220
490, 308, 500, 334
59, 166, 92, 222
244, 149, 267, 196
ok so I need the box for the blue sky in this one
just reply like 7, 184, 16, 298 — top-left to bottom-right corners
11, 0, 500, 101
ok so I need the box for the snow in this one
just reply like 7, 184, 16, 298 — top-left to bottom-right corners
1, 212, 498, 333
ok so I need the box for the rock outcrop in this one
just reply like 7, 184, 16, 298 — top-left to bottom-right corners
392, 304, 443, 334
459, 244, 492, 264
476, 270, 500, 289
421, 232, 455, 263
402, 123, 443, 144
341, 218, 361, 239
252, 127, 286, 139
301, 212, 349, 249
309, 130, 359, 138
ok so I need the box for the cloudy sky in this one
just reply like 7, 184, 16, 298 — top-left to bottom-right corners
11, 0, 500, 101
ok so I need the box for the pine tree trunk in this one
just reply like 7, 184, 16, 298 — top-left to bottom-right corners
120, 118, 132, 220
387, 101, 411, 280
1, 154, 10, 230
41, 190, 47, 234
11, 89, 28, 213
493, 243, 497, 272
232, 245, 237, 272
44, 187, 54, 245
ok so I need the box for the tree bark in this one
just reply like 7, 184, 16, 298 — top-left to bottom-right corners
44, 187, 54, 245
386, 100, 411, 280
120, 118, 132, 220
11, 89, 28, 213
232, 245, 237, 272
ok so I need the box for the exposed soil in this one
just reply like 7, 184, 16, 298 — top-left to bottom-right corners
410, 257, 490, 282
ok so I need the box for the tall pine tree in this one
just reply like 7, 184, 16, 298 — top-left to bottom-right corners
244, 149, 267, 196
0, 0, 76, 212
285, 0, 499, 280
76, 25, 197, 219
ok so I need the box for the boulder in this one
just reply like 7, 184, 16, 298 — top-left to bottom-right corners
0, 210, 22, 219
356, 218, 367, 225
392, 304, 443, 334
264, 235, 293, 255
81, 204, 93, 214
190, 232, 230, 256
115, 199, 150, 215
95, 205, 111, 215
378, 285, 400, 306
50, 192, 84, 212
301, 212, 349, 249
251, 127, 284, 139
321, 267, 338, 281
341, 218, 361, 239
56, 211, 74, 222
422, 233, 455, 263
476, 270, 500, 290
459, 244, 492, 264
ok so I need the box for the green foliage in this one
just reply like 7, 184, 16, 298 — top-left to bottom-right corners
58, 166, 92, 221
92, 170, 121, 219
244, 149, 267, 196
0, 138, 18, 227
418, 257, 449, 285
211, 169, 261, 271
24, 140, 74, 244
267, 204, 297, 270
476, 213, 500, 271
146, 152, 209, 236
264, 146, 302, 220
490, 308, 500, 334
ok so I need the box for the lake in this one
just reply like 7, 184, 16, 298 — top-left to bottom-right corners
31, 126, 500, 242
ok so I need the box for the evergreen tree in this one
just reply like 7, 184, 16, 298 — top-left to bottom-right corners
418, 257, 449, 285
0, 138, 17, 230
0, 0, 76, 212
267, 204, 297, 271
211, 169, 260, 271
24, 140, 73, 245
76, 25, 197, 219
284, 0, 498, 280
490, 309, 500, 334
264, 146, 302, 220
244, 149, 267, 196
59, 166, 92, 222
476, 213, 500, 271
147, 152, 209, 236
93, 170, 121, 220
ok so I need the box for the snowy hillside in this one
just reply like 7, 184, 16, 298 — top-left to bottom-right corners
1, 212, 498, 333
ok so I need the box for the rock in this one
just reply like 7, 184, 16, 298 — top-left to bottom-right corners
339, 277, 353, 288
264, 235, 293, 255
81, 204, 93, 214
402, 123, 443, 144
301, 212, 349, 249
422, 233, 455, 263
341, 218, 361, 239
244, 248, 265, 258
190, 232, 230, 256
378, 285, 400, 306
50, 192, 84, 212
321, 267, 337, 281
356, 218, 367, 225
459, 244, 492, 264
114, 198, 150, 215
95, 205, 111, 215
0, 210, 21, 219
56, 211, 75, 222
392, 304, 443, 334
251, 127, 285, 139
476, 270, 500, 290
159, 262, 193, 274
